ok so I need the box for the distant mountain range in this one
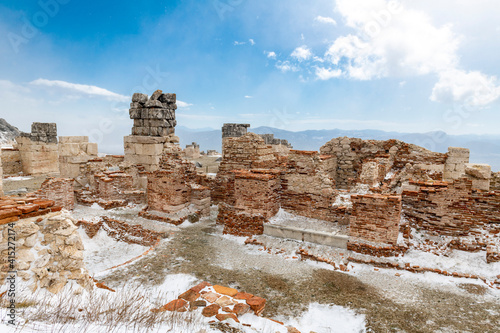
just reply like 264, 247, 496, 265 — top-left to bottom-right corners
0, 119, 498, 171
176, 126, 500, 171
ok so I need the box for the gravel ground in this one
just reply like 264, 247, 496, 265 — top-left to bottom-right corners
98, 207, 500, 333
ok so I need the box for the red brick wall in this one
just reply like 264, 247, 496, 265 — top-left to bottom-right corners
349, 194, 402, 245
36, 177, 75, 210
403, 178, 500, 237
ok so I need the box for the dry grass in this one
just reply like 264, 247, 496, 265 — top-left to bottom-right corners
3, 284, 207, 333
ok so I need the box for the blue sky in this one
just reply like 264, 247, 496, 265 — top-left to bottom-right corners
1, 0, 500, 153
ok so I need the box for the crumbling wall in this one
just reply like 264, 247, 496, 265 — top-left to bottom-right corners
0, 148, 22, 175
465, 163, 491, 191
59, 136, 98, 179
16, 123, 59, 175
320, 137, 446, 189
492, 172, 500, 191
348, 194, 402, 256
217, 169, 280, 236
280, 151, 345, 222
124, 90, 182, 179
129, 90, 177, 136
402, 179, 500, 237
141, 153, 210, 224
35, 178, 75, 210
184, 142, 200, 159
213, 133, 280, 205
0, 210, 92, 294
222, 123, 250, 141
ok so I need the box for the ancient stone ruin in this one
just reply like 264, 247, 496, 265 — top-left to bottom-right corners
1, 89, 499, 300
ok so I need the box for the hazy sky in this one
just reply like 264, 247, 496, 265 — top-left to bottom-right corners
1, 0, 499, 152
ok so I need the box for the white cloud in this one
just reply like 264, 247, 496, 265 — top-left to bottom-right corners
430, 69, 500, 106
177, 100, 193, 108
234, 41, 246, 45
315, 16, 337, 25
244, 95, 253, 99
30, 78, 129, 102
266, 51, 277, 59
291, 45, 312, 61
249, 39, 255, 45
276, 61, 298, 73
326, 0, 460, 80
315, 67, 342, 80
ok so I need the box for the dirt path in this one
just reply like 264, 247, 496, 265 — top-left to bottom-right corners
102, 216, 500, 333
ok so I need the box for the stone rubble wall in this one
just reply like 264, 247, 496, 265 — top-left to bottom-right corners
0, 211, 93, 294
59, 136, 98, 179
258, 134, 292, 148
129, 90, 177, 137
35, 177, 75, 210
320, 137, 447, 189
222, 123, 250, 139
0, 148, 22, 175
76, 216, 164, 247
349, 194, 402, 247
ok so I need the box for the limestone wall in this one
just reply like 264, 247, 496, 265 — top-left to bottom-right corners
0, 212, 92, 294
465, 163, 491, 191
59, 136, 98, 179
0, 148, 22, 175
222, 123, 250, 139
16, 123, 59, 175
443, 147, 469, 181
492, 172, 500, 191
184, 142, 200, 159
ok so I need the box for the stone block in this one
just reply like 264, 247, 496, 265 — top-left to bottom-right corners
59, 136, 88, 144
465, 164, 491, 180
59, 143, 80, 156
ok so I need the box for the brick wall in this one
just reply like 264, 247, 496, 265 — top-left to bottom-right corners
349, 194, 402, 245
36, 177, 75, 210
280, 151, 341, 222
213, 132, 280, 205
402, 179, 500, 237
144, 153, 210, 222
